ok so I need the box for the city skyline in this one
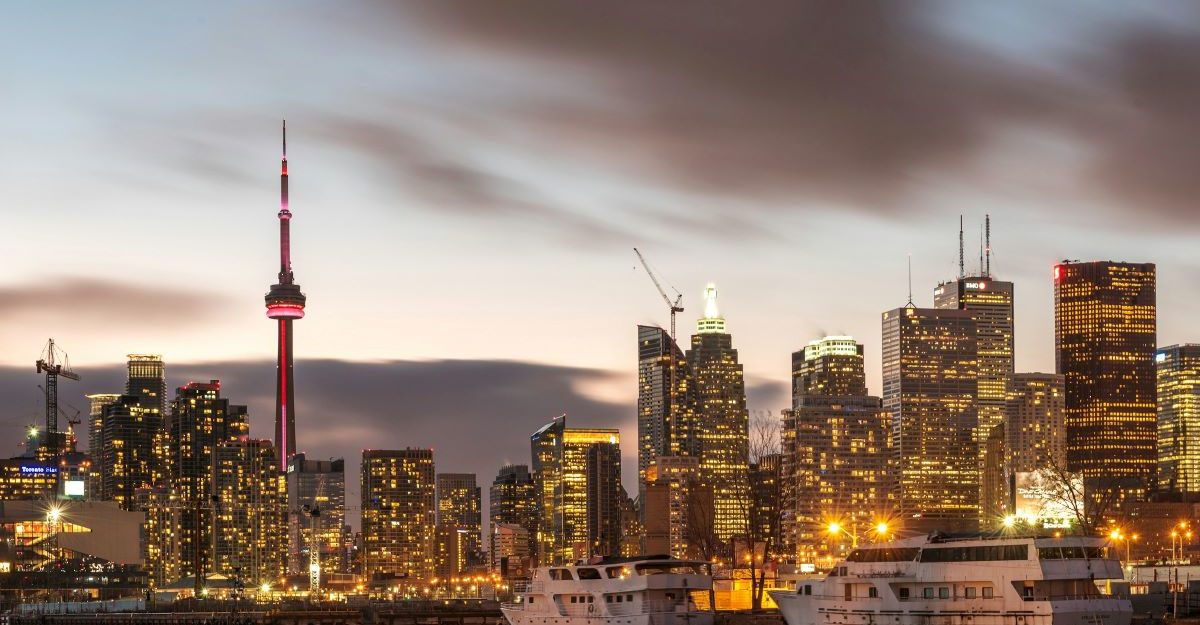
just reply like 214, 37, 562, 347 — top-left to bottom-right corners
5, 1, 1200, 535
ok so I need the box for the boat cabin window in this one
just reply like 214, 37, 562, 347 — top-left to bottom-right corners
965, 587, 977, 599
606, 567, 630, 579
939, 587, 950, 599
982, 587, 993, 599
898, 588, 910, 600
577, 568, 602, 580
549, 569, 575, 580
1038, 546, 1108, 560
919, 544, 1028, 562
528, 597, 535, 604
868, 587, 878, 598
635, 563, 703, 575
923, 588, 934, 599
846, 547, 921, 563
804, 585, 813, 596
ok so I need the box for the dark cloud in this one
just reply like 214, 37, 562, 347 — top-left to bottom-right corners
306, 115, 634, 245
335, 1, 1200, 227
0, 277, 226, 327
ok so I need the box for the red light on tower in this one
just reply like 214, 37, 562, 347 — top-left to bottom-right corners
1054, 265, 1064, 283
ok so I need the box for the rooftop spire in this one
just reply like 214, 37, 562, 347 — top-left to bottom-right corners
696, 283, 727, 334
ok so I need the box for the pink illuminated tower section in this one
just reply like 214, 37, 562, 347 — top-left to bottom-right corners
265, 121, 306, 471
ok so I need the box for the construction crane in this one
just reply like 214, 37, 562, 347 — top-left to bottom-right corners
305, 472, 328, 601
633, 248, 684, 341
35, 339, 80, 458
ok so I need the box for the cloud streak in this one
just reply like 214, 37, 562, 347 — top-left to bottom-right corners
0, 277, 227, 327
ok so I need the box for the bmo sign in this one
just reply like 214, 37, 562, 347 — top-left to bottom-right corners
965, 281, 987, 290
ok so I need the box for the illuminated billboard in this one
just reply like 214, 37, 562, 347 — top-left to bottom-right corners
63, 480, 85, 499
1013, 470, 1079, 529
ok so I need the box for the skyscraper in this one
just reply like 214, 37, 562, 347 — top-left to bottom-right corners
361, 448, 436, 580
436, 472, 482, 570
586, 443, 622, 558
99, 395, 159, 509
287, 454, 348, 575
882, 306, 979, 532
85, 393, 119, 497
784, 336, 891, 566
211, 438, 285, 587
265, 123, 307, 472
1157, 345, 1200, 494
934, 276, 1014, 475
686, 284, 750, 542
637, 325, 698, 503
489, 464, 537, 568
530, 416, 621, 564
1054, 261, 1156, 501
126, 354, 167, 417
1006, 373, 1067, 474
164, 380, 249, 582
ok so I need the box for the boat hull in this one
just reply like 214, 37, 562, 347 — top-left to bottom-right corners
768, 591, 1132, 625
502, 608, 715, 625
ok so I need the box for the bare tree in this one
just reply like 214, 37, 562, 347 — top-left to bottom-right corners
1020, 457, 1121, 535
733, 411, 782, 611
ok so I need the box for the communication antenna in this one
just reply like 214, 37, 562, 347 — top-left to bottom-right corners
985, 214, 992, 278
958, 215, 965, 280
906, 254, 914, 308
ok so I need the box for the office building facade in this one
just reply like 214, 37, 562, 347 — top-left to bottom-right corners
1054, 261, 1156, 501
1157, 345, 1200, 494
686, 284, 750, 542
882, 306, 979, 532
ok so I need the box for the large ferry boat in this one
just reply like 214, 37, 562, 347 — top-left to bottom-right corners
769, 533, 1132, 625
502, 555, 714, 625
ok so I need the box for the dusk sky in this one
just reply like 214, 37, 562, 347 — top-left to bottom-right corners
4, 2, 1200, 509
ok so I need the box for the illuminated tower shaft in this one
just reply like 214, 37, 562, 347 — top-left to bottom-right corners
266, 121, 306, 471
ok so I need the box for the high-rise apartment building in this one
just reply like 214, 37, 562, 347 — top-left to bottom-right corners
981, 424, 1007, 523
361, 448, 436, 580
489, 465, 538, 567
1006, 373, 1067, 474
882, 306, 979, 532
792, 336, 868, 397
436, 473, 482, 571
642, 456, 705, 559
491, 523, 530, 577
1054, 261, 1156, 501
935, 277, 1014, 477
94, 355, 167, 509
586, 443, 622, 558
287, 454, 348, 575
637, 325, 698, 503
99, 395, 159, 510
85, 393, 119, 497
749, 453, 784, 552
686, 284, 750, 542
530, 416, 621, 564
163, 380, 249, 582
784, 336, 891, 566
1157, 345, 1200, 494
211, 438, 285, 587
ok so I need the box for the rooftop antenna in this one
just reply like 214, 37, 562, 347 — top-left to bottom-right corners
985, 213, 991, 278
906, 254, 914, 308
958, 215, 965, 280
979, 227, 984, 277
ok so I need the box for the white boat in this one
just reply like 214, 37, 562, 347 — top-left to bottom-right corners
502, 555, 714, 625
769, 533, 1132, 625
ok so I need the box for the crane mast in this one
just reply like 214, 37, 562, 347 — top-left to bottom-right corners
35, 338, 80, 459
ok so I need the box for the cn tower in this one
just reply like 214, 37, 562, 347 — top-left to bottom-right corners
265, 120, 306, 471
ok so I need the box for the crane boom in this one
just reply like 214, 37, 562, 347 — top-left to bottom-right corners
633, 248, 684, 341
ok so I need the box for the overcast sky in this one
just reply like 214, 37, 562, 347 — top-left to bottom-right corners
4, 2, 1200, 517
